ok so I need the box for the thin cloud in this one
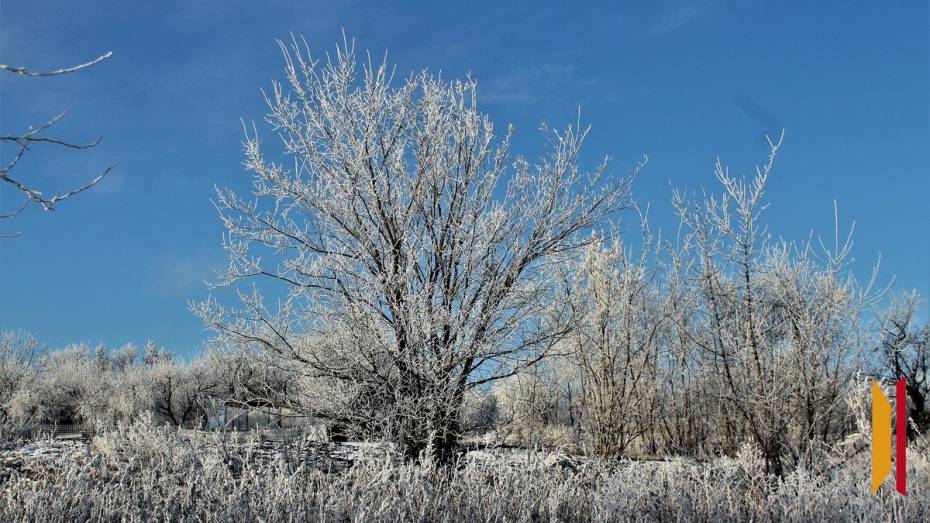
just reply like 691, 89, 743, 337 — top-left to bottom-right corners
478, 64, 597, 106
651, 4, 704, 35
148, 250, 224, 299
649, 1, 729, 36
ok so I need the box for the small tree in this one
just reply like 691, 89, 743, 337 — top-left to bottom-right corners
0, 331, 45, 433
671, 134, 875, 473
31, 345, 97, 426
144, 357, 218, 428
490, 364, 576, 448
196, 36, 640, 462
566, 222, 668, 458
876, 293, 930, 437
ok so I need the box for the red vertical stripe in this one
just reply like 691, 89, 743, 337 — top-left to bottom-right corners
896, 378, 907, 495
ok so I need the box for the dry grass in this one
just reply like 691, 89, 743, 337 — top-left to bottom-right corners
0, 420, 927, 522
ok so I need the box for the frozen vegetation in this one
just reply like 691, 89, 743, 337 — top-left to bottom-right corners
2, 35, 928, 521
0, 419, 927, 521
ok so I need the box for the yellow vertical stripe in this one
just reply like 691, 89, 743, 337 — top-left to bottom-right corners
872, 380, 892, 495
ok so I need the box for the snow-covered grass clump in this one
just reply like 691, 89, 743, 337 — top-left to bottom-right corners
0, 419, 927, 522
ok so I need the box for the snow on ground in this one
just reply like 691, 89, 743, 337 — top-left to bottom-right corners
0, 437, 391, 483
0, 440, 90, 481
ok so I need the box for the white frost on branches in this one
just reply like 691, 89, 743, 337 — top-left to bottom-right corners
194, 35, 641, 460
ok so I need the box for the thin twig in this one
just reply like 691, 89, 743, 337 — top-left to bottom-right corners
0, 51, 112, 77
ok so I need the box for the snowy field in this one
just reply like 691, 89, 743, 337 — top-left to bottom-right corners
0, 422, 927, 522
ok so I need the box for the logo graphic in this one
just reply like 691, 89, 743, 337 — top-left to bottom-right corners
871, 378, 907, 495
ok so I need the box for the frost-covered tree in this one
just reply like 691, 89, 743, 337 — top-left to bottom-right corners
95, 350, 153, 426
671, 134, 878, 473
566, 223, 668, 458
875, 292, 930, 437
143, 351, 219, 428
490, 364, 577, 448
0, 331, 45, 433
30, 345, 98, 425
7, 340, 227, 430
195, 36, 640, 462
0, 52, 113, 237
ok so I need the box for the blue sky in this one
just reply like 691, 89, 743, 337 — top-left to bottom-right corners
1, 1, 927, 356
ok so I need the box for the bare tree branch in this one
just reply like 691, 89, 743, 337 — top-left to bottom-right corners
0, 50, 113, 234
0, 51, 112, 77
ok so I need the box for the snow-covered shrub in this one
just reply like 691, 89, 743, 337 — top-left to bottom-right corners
491, 370, 578, 448
460, 388, 498, 434
91, 413, 203, 475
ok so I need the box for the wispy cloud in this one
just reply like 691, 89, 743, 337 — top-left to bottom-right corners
649, 1, 727, 36
147, 250, 224, 299
478, 64, 597, 106
651, 5, 703, 35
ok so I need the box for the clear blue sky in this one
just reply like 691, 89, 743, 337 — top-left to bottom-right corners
1, 1, 927, 356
